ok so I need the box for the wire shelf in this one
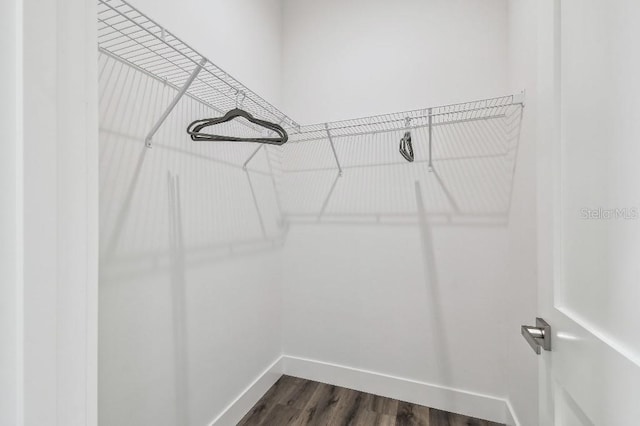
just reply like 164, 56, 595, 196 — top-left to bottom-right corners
289, 95, 523, 143
97, 0, 523, 159
97, 0, 299, 135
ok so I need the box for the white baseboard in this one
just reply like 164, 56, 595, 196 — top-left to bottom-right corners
209, 356, 284, 426
282, 355, 510, 425
210, 354, 519, 426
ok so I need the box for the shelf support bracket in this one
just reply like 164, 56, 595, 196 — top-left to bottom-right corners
145, 57, 207, 148
243, 145, 263, 170
325, 123, 342, 176
427, 107, 434, 171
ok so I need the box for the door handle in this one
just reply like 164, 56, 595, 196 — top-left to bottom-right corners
521, 317, 552, 354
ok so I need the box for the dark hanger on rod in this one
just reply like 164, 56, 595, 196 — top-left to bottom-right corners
399, 117, 414, 162
187, 108, 288, 145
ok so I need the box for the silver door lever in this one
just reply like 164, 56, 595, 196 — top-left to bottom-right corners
521, 317, 551, 354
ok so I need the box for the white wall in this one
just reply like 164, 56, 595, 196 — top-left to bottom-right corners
282, 0, 509, 123
0, 0, 20, 424
504, 1, 540, 425
1, 0, 99, 425
24, 0, 99, 424
280, 0, 522, 423
98, 1, 285, 425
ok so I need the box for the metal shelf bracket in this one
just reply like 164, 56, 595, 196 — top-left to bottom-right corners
428, 107, 434, 171
513, 90, 526, 106
144, 57, 207, 148
325, 123, 343, 176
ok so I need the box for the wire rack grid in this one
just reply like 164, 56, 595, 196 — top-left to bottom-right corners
97, 0, 300, 138
289, 95, 523, 143
97, 0, 523, 157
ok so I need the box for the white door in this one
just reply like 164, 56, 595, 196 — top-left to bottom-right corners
536, 0, 640, 424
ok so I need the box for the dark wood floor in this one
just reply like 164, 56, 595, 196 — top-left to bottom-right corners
238, 375, 505, 426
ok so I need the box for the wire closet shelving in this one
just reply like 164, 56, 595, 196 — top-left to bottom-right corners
97, 0, 300, 147
97, 0, 524, 171
288, 95, 523, 143
289, 94, 524, 174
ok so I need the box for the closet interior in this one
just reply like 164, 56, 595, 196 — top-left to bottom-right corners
98, 0, 529, 425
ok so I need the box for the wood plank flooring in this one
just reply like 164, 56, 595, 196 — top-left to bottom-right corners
238, 375, 505, 426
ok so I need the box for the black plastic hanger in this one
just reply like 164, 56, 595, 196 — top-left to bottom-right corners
399, 117, 414, 163
187, 108, 288, 145
399, 131, 414, 162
